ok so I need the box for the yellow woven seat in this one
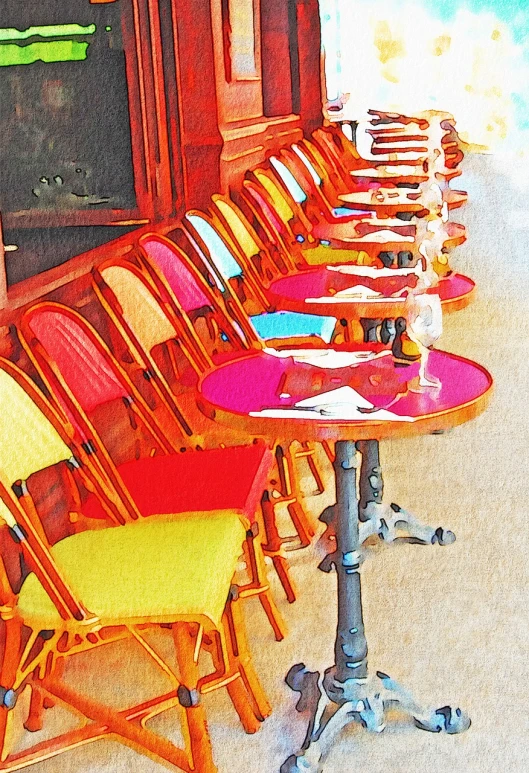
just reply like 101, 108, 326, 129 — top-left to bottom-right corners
18, 512, 246, 628
303, 246, 367, 265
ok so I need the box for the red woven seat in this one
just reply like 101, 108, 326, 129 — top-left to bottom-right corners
82, 443, 272, 521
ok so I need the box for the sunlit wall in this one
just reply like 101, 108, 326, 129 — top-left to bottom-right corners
319, 0, 529, 154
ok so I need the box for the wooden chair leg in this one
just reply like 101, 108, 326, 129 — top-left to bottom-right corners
321, 440, 335, 463
274, 444, 292, 498
275, 445, 316, 544
224, 600, 271, 724
0, 618, 23, 762
43, 657, 64, 710
173, 622, 217, 773
296, 442, 325, 495
287, 500, 314, 547
25, 654, 64, 732
242, 526, 287, 641
260, 492, 297, 603
25, 675, 44, 733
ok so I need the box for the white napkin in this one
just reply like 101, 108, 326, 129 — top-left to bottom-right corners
305, 284, 384, 303
376, 165, 423, 174
263, 348, 391, 369
327, 264, 416, 278
375, 140, 429, 150
249, 385, 414, 421
353, 230, 415, 244
371, 152, 427, 162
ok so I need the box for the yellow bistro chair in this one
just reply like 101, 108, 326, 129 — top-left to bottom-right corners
0, 357, 270, 772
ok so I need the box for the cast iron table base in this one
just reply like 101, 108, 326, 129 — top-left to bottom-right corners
281, 440, 469, 773
319, 439, 455, 554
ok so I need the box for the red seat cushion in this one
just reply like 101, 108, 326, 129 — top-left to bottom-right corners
83, 443, 272, 522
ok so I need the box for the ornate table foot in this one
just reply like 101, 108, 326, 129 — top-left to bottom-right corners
317, 501, 455, 566
281, 665, 470, 772
359, 502, 456, 546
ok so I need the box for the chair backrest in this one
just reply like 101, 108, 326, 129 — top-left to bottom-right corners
312, 127, 348, 170
99, 263, 177, 355
269, 157, 308, 203
0, 359, 72, 486
291, 144, 323, 186
250, 165, 315, 238
19, 302, 176, 518
0, 468, 90, 623
19, 301, 176, 460
252, 169, 296, 225
240, 182, 301, 273
185, 212, 243, 281
242, 179, 289, 238
313, 125, 362, 171
21, 304, 130, 417
211, 194, 293, 285
212, 196, 261, 261
297, 138, 349, 190
185, 210, 273, 312
138, 234, 215, 314
138, 233, 261, 364
276, 148, 332, 214
0, 357, 130, 622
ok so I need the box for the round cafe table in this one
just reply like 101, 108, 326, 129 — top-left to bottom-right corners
267, 267, 476, 318
337, 189, 424, 216
310, 220, 466, 254
198, 349, 492, 772
368, 128, 430, 143
337, 188, 467, 215
350, 165, 462, 185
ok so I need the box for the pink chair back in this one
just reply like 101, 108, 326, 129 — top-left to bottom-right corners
140, 236, 211, 313
25, 309, 128, 414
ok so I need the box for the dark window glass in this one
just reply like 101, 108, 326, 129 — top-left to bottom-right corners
0, 1, 136, 215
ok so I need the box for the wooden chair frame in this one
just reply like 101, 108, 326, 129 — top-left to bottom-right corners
0, 445, 269, 772
19, 301, 286, 639
211, 194, 293, 286
95, 253, 293, 632
133, 237, 328, 590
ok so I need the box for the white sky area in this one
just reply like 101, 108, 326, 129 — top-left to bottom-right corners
319, 0, 529, 170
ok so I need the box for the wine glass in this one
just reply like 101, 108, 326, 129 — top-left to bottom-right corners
406, 290, 443, 388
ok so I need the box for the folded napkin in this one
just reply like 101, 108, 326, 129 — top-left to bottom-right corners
249, 385, 414, 421
379, 165, 423, 174
305, 284, 385, 303
263, 348, 391, 369
327, 264, 416, 278
354, 230, 415, 243
375, 141, 430, 149
371, 152, 426, 162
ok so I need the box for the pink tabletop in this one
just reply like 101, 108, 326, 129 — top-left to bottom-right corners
338, 190, 424, 214
267, 270, 475, 317
198, 349, 492, 443
350, 166, 462, 183
338, 188, 467, 213
311, 220, 466, 250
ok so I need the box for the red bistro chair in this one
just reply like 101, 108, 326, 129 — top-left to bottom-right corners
18, 303, 286, 639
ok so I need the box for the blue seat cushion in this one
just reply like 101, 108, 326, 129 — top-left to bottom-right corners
250, 311, 337, 344
332, 207, 373, 218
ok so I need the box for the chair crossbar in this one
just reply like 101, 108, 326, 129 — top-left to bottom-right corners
0, 683, 187, 772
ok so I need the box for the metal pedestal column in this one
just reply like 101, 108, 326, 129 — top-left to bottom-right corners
281, 441, 469, 773
357, 440, 456, 546
319, 440, 456, 549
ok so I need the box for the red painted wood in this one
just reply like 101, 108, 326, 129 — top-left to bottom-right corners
170, 0, 223, 208
296, 0, 323, 135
